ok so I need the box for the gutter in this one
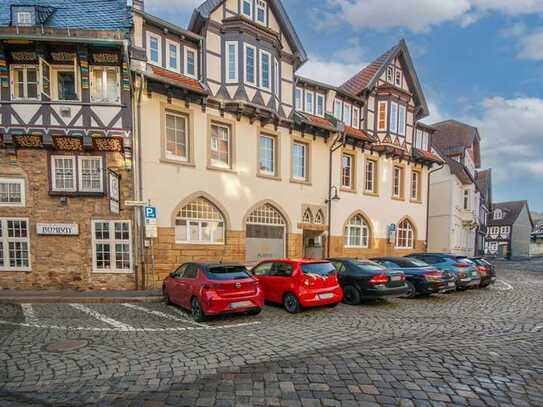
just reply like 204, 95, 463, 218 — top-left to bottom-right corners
0, 34, 125, 45
326, 131, 346, 257
426, 162, 445, 251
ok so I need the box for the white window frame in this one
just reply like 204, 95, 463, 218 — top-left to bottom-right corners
389, 102, 398, 134
463, 190, 470, 210
51, 155, 77, 192
184, 47, 198, 79
166, 39, 180, 72
210, 123, 232, 169
274, 58, 280, 98
398, 105, 406, 136
343, 102, 352, 126
259, 134, 276, 176
365, 159, 376, 193
292, 141, 308, 181
0, 178, 25, 207
147, 32, 162, 66
295, 87, 302, 110
415, 129, 423, 149
175, 198, 226, 245
244, 43, 257, 87
165, 111, 189, 162
90, 66, 121, 104
16, 11, 33, 26
305, 90, 314, 115
396, 219, 414, 249
50, 61, 81, 102
395, 69, 402, 87
411, 171, 420, 201
0, 218, 31, 272
386, 66, 394, 83
316, 93, 325, 117
352, 106, 360, 129
92, 220, 132, 273
225, 41, 239, 83
494, 209, 503, 220
241, 0, 253, 19
256, 0, 267, 25
10, 65, 39, 101
344, 215, 369, 248
377, 101, 387, 131
341, 153, 353, 189
78, 156, 104, 193
393, 166, 403, 198
259, 49, 272, 92
334, 99, 343, 120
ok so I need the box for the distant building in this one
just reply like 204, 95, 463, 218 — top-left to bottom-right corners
486, 201, 533, 259
530, 220, 543, 257
475, 169, 492, 256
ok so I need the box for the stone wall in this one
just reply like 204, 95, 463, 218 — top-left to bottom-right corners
0, 149, 136, 290
329, 236, 425, 258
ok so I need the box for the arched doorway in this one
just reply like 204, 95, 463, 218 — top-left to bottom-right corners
245, 203, 287, 264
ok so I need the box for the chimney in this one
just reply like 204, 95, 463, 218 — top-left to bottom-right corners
133, 0, 144, 11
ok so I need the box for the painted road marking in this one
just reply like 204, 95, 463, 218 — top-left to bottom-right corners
21, 304, 38, 325
532, 326, 543, 333
491, 280, 514, 291
70, 304, 134, 331
0, 319, 260, 332
122, 303, 208, 328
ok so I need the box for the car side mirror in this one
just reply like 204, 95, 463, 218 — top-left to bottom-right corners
170, 272, 177, 278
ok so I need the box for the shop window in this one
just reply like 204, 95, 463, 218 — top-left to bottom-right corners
175, 197, 225, 244
92, 220, 132, 273
0, 218, 31, 271
0, 178, 25, 207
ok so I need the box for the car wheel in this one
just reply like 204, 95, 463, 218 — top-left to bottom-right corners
403, 281, 417, 298
342, 286, 361, 305
247, 308, 262, 316
191, 297, 207, 322
283, 293, 301, 314
327, 302, 339, 308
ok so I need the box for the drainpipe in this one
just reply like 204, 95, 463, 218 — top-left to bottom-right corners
326, 131, 345, 257
133, 73, 145, 288
426, 162, 444, 252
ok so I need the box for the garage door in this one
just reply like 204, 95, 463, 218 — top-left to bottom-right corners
245, 204, 286, 265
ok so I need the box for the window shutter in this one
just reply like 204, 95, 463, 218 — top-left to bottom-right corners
39, 57, 51, 99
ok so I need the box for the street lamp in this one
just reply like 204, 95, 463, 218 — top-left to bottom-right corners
325, 186, 341, 204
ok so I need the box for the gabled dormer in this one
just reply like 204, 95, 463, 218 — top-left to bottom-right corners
188, 0, 307, 118
339, 40, 429, 151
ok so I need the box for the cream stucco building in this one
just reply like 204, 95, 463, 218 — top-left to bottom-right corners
129, 0, 442, 287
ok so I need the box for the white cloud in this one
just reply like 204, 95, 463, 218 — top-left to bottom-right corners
297, 56, 365, 86
465, 97, 543, 181
518, 31, 543, 60
325, 0, 543, 32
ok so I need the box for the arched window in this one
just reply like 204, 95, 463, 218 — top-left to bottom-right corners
396, 219, 414, 249
246, 203, 285, 225
175, 197, 225, 244
344, 214, 370, 248
303, 209, 313, 224
314, 210, 324, 225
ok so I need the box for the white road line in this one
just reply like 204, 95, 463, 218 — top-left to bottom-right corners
21, 304, 38, 325
69, 304, 134, 331
166, 305, 211, 328
122, 303, 208, 328
532, 326, 543, 333
497, 280, 514, 291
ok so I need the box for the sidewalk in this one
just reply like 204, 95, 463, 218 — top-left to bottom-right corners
0, 289, 164, 304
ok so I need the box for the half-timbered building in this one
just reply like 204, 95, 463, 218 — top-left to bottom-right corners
129, 0, 442, 288
0, 1, 135, 289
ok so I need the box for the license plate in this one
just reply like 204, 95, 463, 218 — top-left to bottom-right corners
230, 300, 253, 309
448, 282, 455, 287
319, 293, 334, 300
391, 275, 401, 281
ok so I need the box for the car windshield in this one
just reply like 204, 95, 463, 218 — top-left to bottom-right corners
206, 266, 251, 280
301, 262, 336, 276
352, 261, 387, 272
402, 258, 428, 267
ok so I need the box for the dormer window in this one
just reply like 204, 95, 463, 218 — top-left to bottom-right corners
256, 0, 267, 25
242, 0, 253, 19
16, 11, 33, 26
494, 209, 503, 220
395, 70, 402, 87
13, 7, 35, 26
386, 66, 394, 83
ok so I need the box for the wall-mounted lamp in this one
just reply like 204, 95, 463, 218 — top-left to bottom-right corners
325, 186, 341, 204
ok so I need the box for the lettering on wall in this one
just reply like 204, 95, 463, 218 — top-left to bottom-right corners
37, 223, 80, 236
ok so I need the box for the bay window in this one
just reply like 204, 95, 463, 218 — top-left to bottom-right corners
185, 48, 197, 78
244, 44, 256, 86
316, 93, 325, 117
343, 103, 352, 126
398, 105, 406, 136
167, 40, 179, 71
305, 90, 314, 114
226, 41, 238, 83
259, 50, 271, 91
353, 107, 360, 129
274, 58, 280, 97
256, 0, 267, 25
334, 99, 343, 120
90, 66, 120, 103
377, 101, 387, 130
242, 0, 252, 18
389, 102, 398, 133
295, 87, 302, 110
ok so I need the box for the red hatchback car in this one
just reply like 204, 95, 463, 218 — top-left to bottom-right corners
251, 259, 343, 313
163, 263, 264, 322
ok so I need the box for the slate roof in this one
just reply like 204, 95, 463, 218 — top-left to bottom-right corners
431, 119, 481, 167
0, 0, 131, 30
339, 39, 429, 117
434, 145, 473, 185
475, 169, 492, 203
488, 201, 530, 227
188, 0, 307, 66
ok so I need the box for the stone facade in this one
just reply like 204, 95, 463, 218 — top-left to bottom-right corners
0, 149, 135, 290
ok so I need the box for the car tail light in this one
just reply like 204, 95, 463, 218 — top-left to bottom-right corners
424, 271, 443, 280
202, 283, 222, 290
477, 266, 488, 274
458, 271, 467, 279
369, 274, 389, 285
303, 277, 315, 287
454, 263, 468, 268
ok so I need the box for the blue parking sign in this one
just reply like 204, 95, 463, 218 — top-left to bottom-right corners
145, 206, 157, 219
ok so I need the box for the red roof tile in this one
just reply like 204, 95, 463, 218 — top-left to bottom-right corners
431, 120, 481, 167
297, 113, 336, 130
413, 148, 443, 164
345, 126, 377, 143
150, 66, 206, 93
339, 44, 398, 96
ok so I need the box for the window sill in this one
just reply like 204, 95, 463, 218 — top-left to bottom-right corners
160, 158, 196, 167
290, 178, 311, 186
340, 187, 357, 194
175, 241, 225, 246
344, 245, 369, 249
363, 191, 379, 198
206, 165, 237, 174
391, 196, 406, 202
0, 268, 31, 273
49, 191, 106, 197
410, 199, 423, 205
92, 270, 133, 274
0, 203, 25, 208
257, 172, 281, 181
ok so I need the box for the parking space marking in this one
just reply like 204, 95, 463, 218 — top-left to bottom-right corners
70, 304, 134, 331
492, 280, 514, 291
121, 303, 208, 328
532, 326, 543, 333
21, 304, 38, 325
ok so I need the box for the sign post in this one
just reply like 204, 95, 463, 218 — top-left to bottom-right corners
144, 206, 158, 239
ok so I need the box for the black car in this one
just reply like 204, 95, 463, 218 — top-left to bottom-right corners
328, 258, 408, 305
470, 257, 497, 287
371, 256, 456, 297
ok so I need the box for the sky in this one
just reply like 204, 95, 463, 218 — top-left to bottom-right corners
145, 0, 543, 212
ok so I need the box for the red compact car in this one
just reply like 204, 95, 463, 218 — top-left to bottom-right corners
163, 263, 264, 322
250, 259, 343, 313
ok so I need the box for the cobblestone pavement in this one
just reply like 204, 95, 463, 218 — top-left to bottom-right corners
1, 260, 542, 406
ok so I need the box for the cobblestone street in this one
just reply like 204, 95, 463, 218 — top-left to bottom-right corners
1, 260, 542, 406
